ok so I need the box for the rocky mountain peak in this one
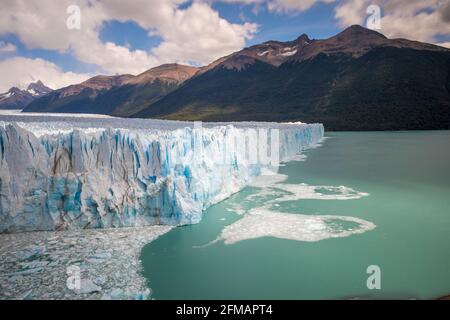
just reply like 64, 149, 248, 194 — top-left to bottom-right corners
0, 80, 52, 109
338, 24, 387, 40
124, 64, 199, 85
27, 80, 52, 96
295, 33, 311, 44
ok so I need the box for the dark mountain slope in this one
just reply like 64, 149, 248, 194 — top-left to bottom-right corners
135, 61, 279, 120
23, 64, 198, 116
23, 75, 133, 113
134, 27, 450, 130
87, 79, 180, 116
315, 47, 450, 130
20, 25, 450, 131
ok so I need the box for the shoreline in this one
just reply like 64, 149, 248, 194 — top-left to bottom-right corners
0, 226, 172, 300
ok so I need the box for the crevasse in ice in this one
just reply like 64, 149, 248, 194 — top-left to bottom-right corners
0, 116, 324, 232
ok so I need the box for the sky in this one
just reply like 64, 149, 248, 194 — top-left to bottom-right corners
0, 0, 449, 92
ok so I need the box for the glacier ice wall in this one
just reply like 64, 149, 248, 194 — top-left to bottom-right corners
0, 117, 323, 232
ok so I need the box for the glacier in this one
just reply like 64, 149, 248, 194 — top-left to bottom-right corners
0, 113, 324, 232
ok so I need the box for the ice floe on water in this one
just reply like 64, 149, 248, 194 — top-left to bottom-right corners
219, 167, 373, 245
266, 184, 369, 202
0, 226, 172, 300
213, 207, 376, 245
226, 203, 247, 215
244, 170, 369, 204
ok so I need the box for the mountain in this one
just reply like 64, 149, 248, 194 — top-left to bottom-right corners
23, 74, 133, 113
23, 64, 198, 116
0, 80, 52, 109
22, 25, 450, 130
27, 80, 52, 97
134, 25, 450, 130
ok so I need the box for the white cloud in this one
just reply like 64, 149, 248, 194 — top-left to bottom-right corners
0, 41, 17, 52
335, 0, 450, 43
0, 57, 90, 92
152, 2, 259, 65
268, 0, 336, 13
218, 0, 450, 43
212, 0, 336, 13
214, 0, 264, 3
0, 0, 258, 76
436, 42, 450, 48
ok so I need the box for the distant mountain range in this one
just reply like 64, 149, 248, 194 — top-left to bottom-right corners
22, 25, 450, 130
0, 80, 52, 109
24, 64, 198, 117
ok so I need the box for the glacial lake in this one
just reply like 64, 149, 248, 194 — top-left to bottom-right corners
141, 131, 450, 299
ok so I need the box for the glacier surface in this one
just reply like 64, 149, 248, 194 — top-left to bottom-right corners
0, 113, 324, 232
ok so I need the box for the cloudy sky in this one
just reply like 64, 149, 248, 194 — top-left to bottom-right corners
0, 0, 449, 91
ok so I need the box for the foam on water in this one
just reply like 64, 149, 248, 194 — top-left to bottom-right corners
212, 177, 374, 245
267, 184, 369, 202
226, 203, 246, 215
213, 207, 376, 245
217, 159, 373, 245
235, 171, 369, 212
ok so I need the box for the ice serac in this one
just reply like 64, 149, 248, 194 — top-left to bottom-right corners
0, 117, 324, 232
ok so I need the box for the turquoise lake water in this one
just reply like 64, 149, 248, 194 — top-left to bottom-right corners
141, 131, 450, 299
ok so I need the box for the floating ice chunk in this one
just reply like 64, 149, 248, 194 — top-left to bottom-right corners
15, 246, 46, 261
229, 179, 368, 216
226, 203, 247, 215
73, 279, 102, 294
20, 260, 49, 269
15, 290, 33, 300
244, 187, 285, 203
134, 288, 151, 300
268, 184, 369, 202
110, 288, 124, 300
89, 252, 112, 260
213, 207, 376, 245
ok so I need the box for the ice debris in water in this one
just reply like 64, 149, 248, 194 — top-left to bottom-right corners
220, 168, 372, 244
0, 225, 172, 300
266, 184, 369, 202
214, 207, 376, 245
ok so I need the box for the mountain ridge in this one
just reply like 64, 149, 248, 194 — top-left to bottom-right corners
22, 25, 450, 130
134, 25, 450, 130
24, 64, 199, 116
0, 80, 52, 109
